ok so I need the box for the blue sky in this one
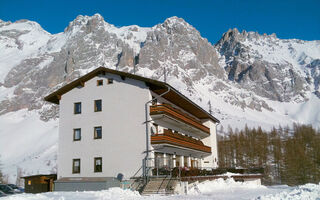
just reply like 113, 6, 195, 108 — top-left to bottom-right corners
0, 0, 319, 43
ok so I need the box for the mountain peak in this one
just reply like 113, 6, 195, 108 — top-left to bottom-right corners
158, 16, 199, 36
0, 18, 47, 34
164, 16, 186, 25
64, 13, 108, 34
0, 19, 11, 27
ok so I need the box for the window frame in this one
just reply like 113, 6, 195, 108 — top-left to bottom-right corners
74, 102, 81, 114
73, 128, 81, 141
94, 126, 102, 139
107, 78, 113, 84
97, 79, 103, 86
94, 99, 102, 112
72, 159, 81, 174
94, 157, 102, 173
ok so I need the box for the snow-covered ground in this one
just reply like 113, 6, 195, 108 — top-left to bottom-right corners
1, 178, 319, 200
0, 109, 58, 183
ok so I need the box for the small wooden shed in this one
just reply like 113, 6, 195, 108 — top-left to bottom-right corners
22, 174, 57, 193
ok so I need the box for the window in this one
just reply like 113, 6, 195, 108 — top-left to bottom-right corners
97, 80, 103, 86
108, 78, 113, 84
151, 96, 157, 105
74, 102, 81, 114
94, 100, 102, 112
73, 128, 81, 141
94, 157, 102, 172
72, 159, 80, 174
94, 126, 102, 139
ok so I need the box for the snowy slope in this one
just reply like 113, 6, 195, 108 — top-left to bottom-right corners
0, 14, 319, 183
0, 110, 58, 183
0, 20, 51, 81
1, 179, 320, 200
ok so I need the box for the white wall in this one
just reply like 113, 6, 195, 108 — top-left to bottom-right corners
58, 74, 150, 179
201, 120, 219, 168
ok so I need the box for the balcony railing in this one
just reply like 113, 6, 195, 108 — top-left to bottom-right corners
150, 104, 210, 135
151, 129, 211, 153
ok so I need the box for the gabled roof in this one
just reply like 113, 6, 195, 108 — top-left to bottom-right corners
44, 67, 219, 123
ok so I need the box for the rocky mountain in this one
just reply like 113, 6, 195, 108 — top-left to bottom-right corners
0, 14, 319, 182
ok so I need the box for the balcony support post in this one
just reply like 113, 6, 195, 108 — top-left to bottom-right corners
180, 156, 185, 167
187, 156, 191, 168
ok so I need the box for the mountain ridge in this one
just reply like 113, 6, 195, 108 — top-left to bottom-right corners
0, 14, 319, 183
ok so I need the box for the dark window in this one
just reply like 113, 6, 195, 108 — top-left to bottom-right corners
97, 80, 103, 86
94, 100, 102, 112
72, 159, 80, 174
152, 96, 157, 105
94, 157, 102, 172
94, 126, 102, 139
108, 78, 113, 84
73, 128, 81, 141
74, 102, 81, 114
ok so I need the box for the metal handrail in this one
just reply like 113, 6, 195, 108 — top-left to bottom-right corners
131, 166, 142, 178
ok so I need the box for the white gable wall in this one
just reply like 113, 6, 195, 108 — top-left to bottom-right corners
58, 73, 151, 179
201, 119, 219, 168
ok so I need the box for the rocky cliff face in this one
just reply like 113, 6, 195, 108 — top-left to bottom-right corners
215, 28, 316, 103
0, 14, 320, 124
1, 13, 320, 182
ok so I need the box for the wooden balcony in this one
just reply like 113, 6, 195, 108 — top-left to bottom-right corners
151, 129, 211, 153
150, 104, 210, 136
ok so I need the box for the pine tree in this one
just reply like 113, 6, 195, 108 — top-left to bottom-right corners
217, 124, 320, 185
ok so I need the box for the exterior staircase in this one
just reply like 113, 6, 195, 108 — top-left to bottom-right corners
141, 177, 179, 196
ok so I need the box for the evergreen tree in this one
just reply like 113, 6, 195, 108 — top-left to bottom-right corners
217, 123, 320, 185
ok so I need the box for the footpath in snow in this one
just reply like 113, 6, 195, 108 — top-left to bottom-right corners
1, 178, 319, 200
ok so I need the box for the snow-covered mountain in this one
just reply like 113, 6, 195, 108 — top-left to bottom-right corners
0, 14, 319, 183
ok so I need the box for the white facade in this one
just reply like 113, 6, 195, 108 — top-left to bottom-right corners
58, 74, 150, 179
52, 69, 219, 181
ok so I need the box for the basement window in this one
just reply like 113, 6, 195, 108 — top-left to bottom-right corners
94, 157, 102, 172
72, 159, 80, 174
108, 78, 113, 84
97, 80, 103, 86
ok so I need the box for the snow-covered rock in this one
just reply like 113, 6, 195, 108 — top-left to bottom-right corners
0, 14, 319, 182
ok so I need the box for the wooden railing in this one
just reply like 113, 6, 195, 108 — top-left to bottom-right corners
150, 104, 210, 135
151, 129, 211, 153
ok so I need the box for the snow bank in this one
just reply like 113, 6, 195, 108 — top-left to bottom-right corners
186, 178, 292, 200
2, 179, 319, 200
1, 187, 141, 200
257, 183, 320, 200
189, 178, 266, 194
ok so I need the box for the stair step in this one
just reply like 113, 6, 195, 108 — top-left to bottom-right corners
140, 177, 178, 195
